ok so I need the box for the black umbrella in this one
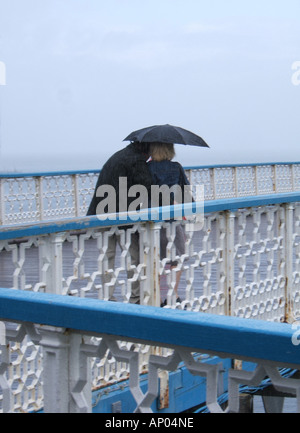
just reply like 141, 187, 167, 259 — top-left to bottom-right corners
123, 124, 209, 147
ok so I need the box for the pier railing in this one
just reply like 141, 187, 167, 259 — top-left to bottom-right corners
1, 192, 299, 319
0, 288, 300, 413
0, 189, 300, 412
1, 162, 300, 225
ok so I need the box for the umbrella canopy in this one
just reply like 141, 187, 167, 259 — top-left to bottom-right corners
123, 124, 209, 147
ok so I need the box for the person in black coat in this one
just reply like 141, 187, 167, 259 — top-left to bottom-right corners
87, 142, 152, 304
87, 142, 152, 216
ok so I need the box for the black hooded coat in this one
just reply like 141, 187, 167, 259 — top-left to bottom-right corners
87, 143, 152, 216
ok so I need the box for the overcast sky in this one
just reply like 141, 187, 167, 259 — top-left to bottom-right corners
0, 0, 299, 172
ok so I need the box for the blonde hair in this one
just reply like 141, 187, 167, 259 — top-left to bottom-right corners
150, 143, 175, 162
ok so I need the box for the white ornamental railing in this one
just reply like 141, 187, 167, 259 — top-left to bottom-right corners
0, 192, 300, 412
0, 288, 300, 413
0, 162, 300, 225
1, 195, 299, 320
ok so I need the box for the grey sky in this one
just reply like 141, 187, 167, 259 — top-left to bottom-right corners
0, 0, 299, 172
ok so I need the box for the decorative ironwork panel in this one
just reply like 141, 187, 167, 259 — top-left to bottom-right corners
293, 164, 300, 191
159, 215, 227, 315
275, 165, 293, 193
1, 177, 41, 224
190, 168, 214, 200
1, 320, 300, 413
235, 166, 256, 197
0, 238, 44, 292
42, 173, 98, 219
232, 206, 286, 321
59, 224, 147, 303
1, 191, 300, 412
41, 175, 76, 220
214, 167, 236, 198
256, 165, 275, 194
1, 163, 300, 225
0, 323, 42, 413
75, 173, 99, 216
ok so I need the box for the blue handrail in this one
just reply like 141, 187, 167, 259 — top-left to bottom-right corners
0, 192, 299, 241
0, 287, 298, 366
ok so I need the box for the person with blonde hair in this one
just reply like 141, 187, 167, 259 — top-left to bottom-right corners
147, 142, 191, 306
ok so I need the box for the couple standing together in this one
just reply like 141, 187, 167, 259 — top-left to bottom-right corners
87, 140, 191, 305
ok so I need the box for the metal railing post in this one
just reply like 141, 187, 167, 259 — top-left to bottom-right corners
36, 176, 44, 221
148, 221, 161, 307
0, 322, 13, 412
226, 211, 235, 316
0, 179, 5, 225
39, 232, 65, 294
38, 326, 71, 413
69, 333, 92, 413
38, 327, 92, 413
285, 203, 295, 322
73, 174, 80, 217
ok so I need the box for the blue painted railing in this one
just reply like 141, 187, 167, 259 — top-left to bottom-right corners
1, 180, 300, 412
0, 288, 298, 365
0, 288, 299, 413
1, 161, 300, 225
1, 191, 299, 241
